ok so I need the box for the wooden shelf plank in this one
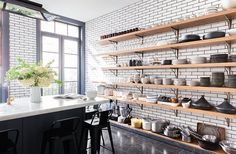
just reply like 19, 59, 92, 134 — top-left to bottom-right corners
101, 95, 236, 119
101, 62, 236, 70
111, 82, 236, 93
96, 35, 236, 57
98, 8, 236, 45
110, 121, 224, 154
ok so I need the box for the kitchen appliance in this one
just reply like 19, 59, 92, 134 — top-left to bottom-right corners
215, 98, 236, 114
203, 31, 226, 40
191, 95, 213, 110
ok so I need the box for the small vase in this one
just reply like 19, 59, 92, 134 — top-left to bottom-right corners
30, 87, 42, 103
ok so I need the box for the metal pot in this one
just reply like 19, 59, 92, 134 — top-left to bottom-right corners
151, 119, 170, 133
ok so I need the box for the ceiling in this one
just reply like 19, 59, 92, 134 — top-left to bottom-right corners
33, 0, 140, 22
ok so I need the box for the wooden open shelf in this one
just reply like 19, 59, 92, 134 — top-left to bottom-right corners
112, 82, 236, 93
98, 8, 236, 45
110, 121, 224, 154
102, 95, 236, 119
102, 62, 236, 70
96, 35, 236, 57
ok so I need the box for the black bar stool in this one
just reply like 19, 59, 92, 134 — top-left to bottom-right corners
0, 129, 19, 154
80, 109, 115, 154
41, 117, 80, 154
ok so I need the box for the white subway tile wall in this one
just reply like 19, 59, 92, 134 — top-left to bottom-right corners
86, 0, 236, 141
9, 13, 37, 98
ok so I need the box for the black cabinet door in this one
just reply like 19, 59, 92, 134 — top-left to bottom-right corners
0, 119, 23, 154
22, 108, 85, 154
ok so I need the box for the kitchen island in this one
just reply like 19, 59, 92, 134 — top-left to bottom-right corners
0, 96, 109, 154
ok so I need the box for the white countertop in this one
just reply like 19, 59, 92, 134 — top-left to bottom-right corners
0, 96, 109, 121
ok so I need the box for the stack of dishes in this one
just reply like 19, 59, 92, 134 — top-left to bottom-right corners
189, 80, 200, 86
174, 79, 186, 86
210, 54, 228, 63
146, 95, 158, 104
179, 34, 201, 43
227, 75, 236, 88
227, 29, 236, 36
163, 78, 173, 85
205, 6, 218, 14
211, 72, 225, 87
203, 31, 225, 40
200, 77, 211, 87
154, 78, 163, 85
172, 59, 188, 65
190, 57, 207, 64
229, 54, 236, 62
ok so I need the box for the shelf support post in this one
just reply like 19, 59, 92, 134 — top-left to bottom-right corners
174, 110, 178, 117
171, 27, 179, 42
225, 41, 232, 54
225, 118, 230, 127
224, 15, 232, 29
140, 104, 144, 110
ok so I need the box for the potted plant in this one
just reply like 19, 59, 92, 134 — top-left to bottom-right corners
5, 58, 62, 103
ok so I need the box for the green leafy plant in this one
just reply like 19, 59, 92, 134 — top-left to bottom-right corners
6, 58, 62, 87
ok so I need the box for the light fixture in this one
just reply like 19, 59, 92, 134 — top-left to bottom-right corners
0, 0, 58, 21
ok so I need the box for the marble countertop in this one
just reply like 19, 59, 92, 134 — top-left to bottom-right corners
0, 96, 109, 121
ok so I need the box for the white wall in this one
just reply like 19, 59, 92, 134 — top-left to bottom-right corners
85, 0, 236, 141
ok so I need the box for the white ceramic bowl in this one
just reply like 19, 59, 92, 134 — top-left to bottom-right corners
190, 57, 207, 64
228, 29, 236, 36
189, 80, 200, 86
86, 90, 97, 100
154, 78, 163, 85
174, 79, 186, 86
163, 78, 173, 85
182, 102, 191, 108
172, 59, 188, 65
221, 0, 236, 10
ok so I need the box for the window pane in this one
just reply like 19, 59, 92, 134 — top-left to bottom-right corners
68, 25, 79, 38
41, 21, 54, 33
42, 36, 59, 52
64, 69, 77, 81
64, 54, 77, 68
43, 83, 60, 96
55, 22, 67, 35
64, 40, 78, 54
42, 52, 59, 67
64, 81, 77, 94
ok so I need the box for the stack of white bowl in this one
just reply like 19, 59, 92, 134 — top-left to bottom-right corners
172, 59, 188, 65
146, 95, 158, 104
174, 79, 186, 86
205, 6, 218, 14
190, 57, 207, 64
163, 78, 173, 85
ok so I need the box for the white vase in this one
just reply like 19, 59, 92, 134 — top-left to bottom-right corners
30, 87, 42, 103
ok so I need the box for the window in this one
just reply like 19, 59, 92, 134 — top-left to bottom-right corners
40, 21, 80, 95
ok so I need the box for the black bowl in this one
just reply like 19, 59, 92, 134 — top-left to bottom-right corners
203, 31, 226, 40
179, 34, 201, 43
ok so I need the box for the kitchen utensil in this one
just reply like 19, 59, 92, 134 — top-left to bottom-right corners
220, 140, 236, 154
97, 85, 106, 95
131, 118, 142, 128
189, 80, 200, 86
190, 57, 207, 64
211, 72, 225, 87
163, 78, 173, 85
200, 77, 211, 87
179, 34, 201, 43
210, 54, 228, 63
154, 78, 162, 85
203, 31, 226, 40
197, 123, 226, 141
161, 60, 172, 65
216, 98, 236, 114
227, 75, 236, 88
202, 135, 218, 143
227, 29, 236, 36
151, 119, 170, 133
191, 95, 213, 110
172, 59, 188, 65
86, 90, 97, 100
164, 125, 181, 138
174, 79, 186, 86
221, 0, 236, 10
142, 118, 152, 130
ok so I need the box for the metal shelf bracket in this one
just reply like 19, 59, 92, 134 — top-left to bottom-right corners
224, 67, 232, 75
140, 104, 144, 110
225, 41, 232, 54
135, 34, 144, 45
174, 110, 178, 117
171, 27, 179, 42
135, 86, 144, 94
225, 118, 230, 127
171, 68, 179, 78
224, 15, 232, 29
